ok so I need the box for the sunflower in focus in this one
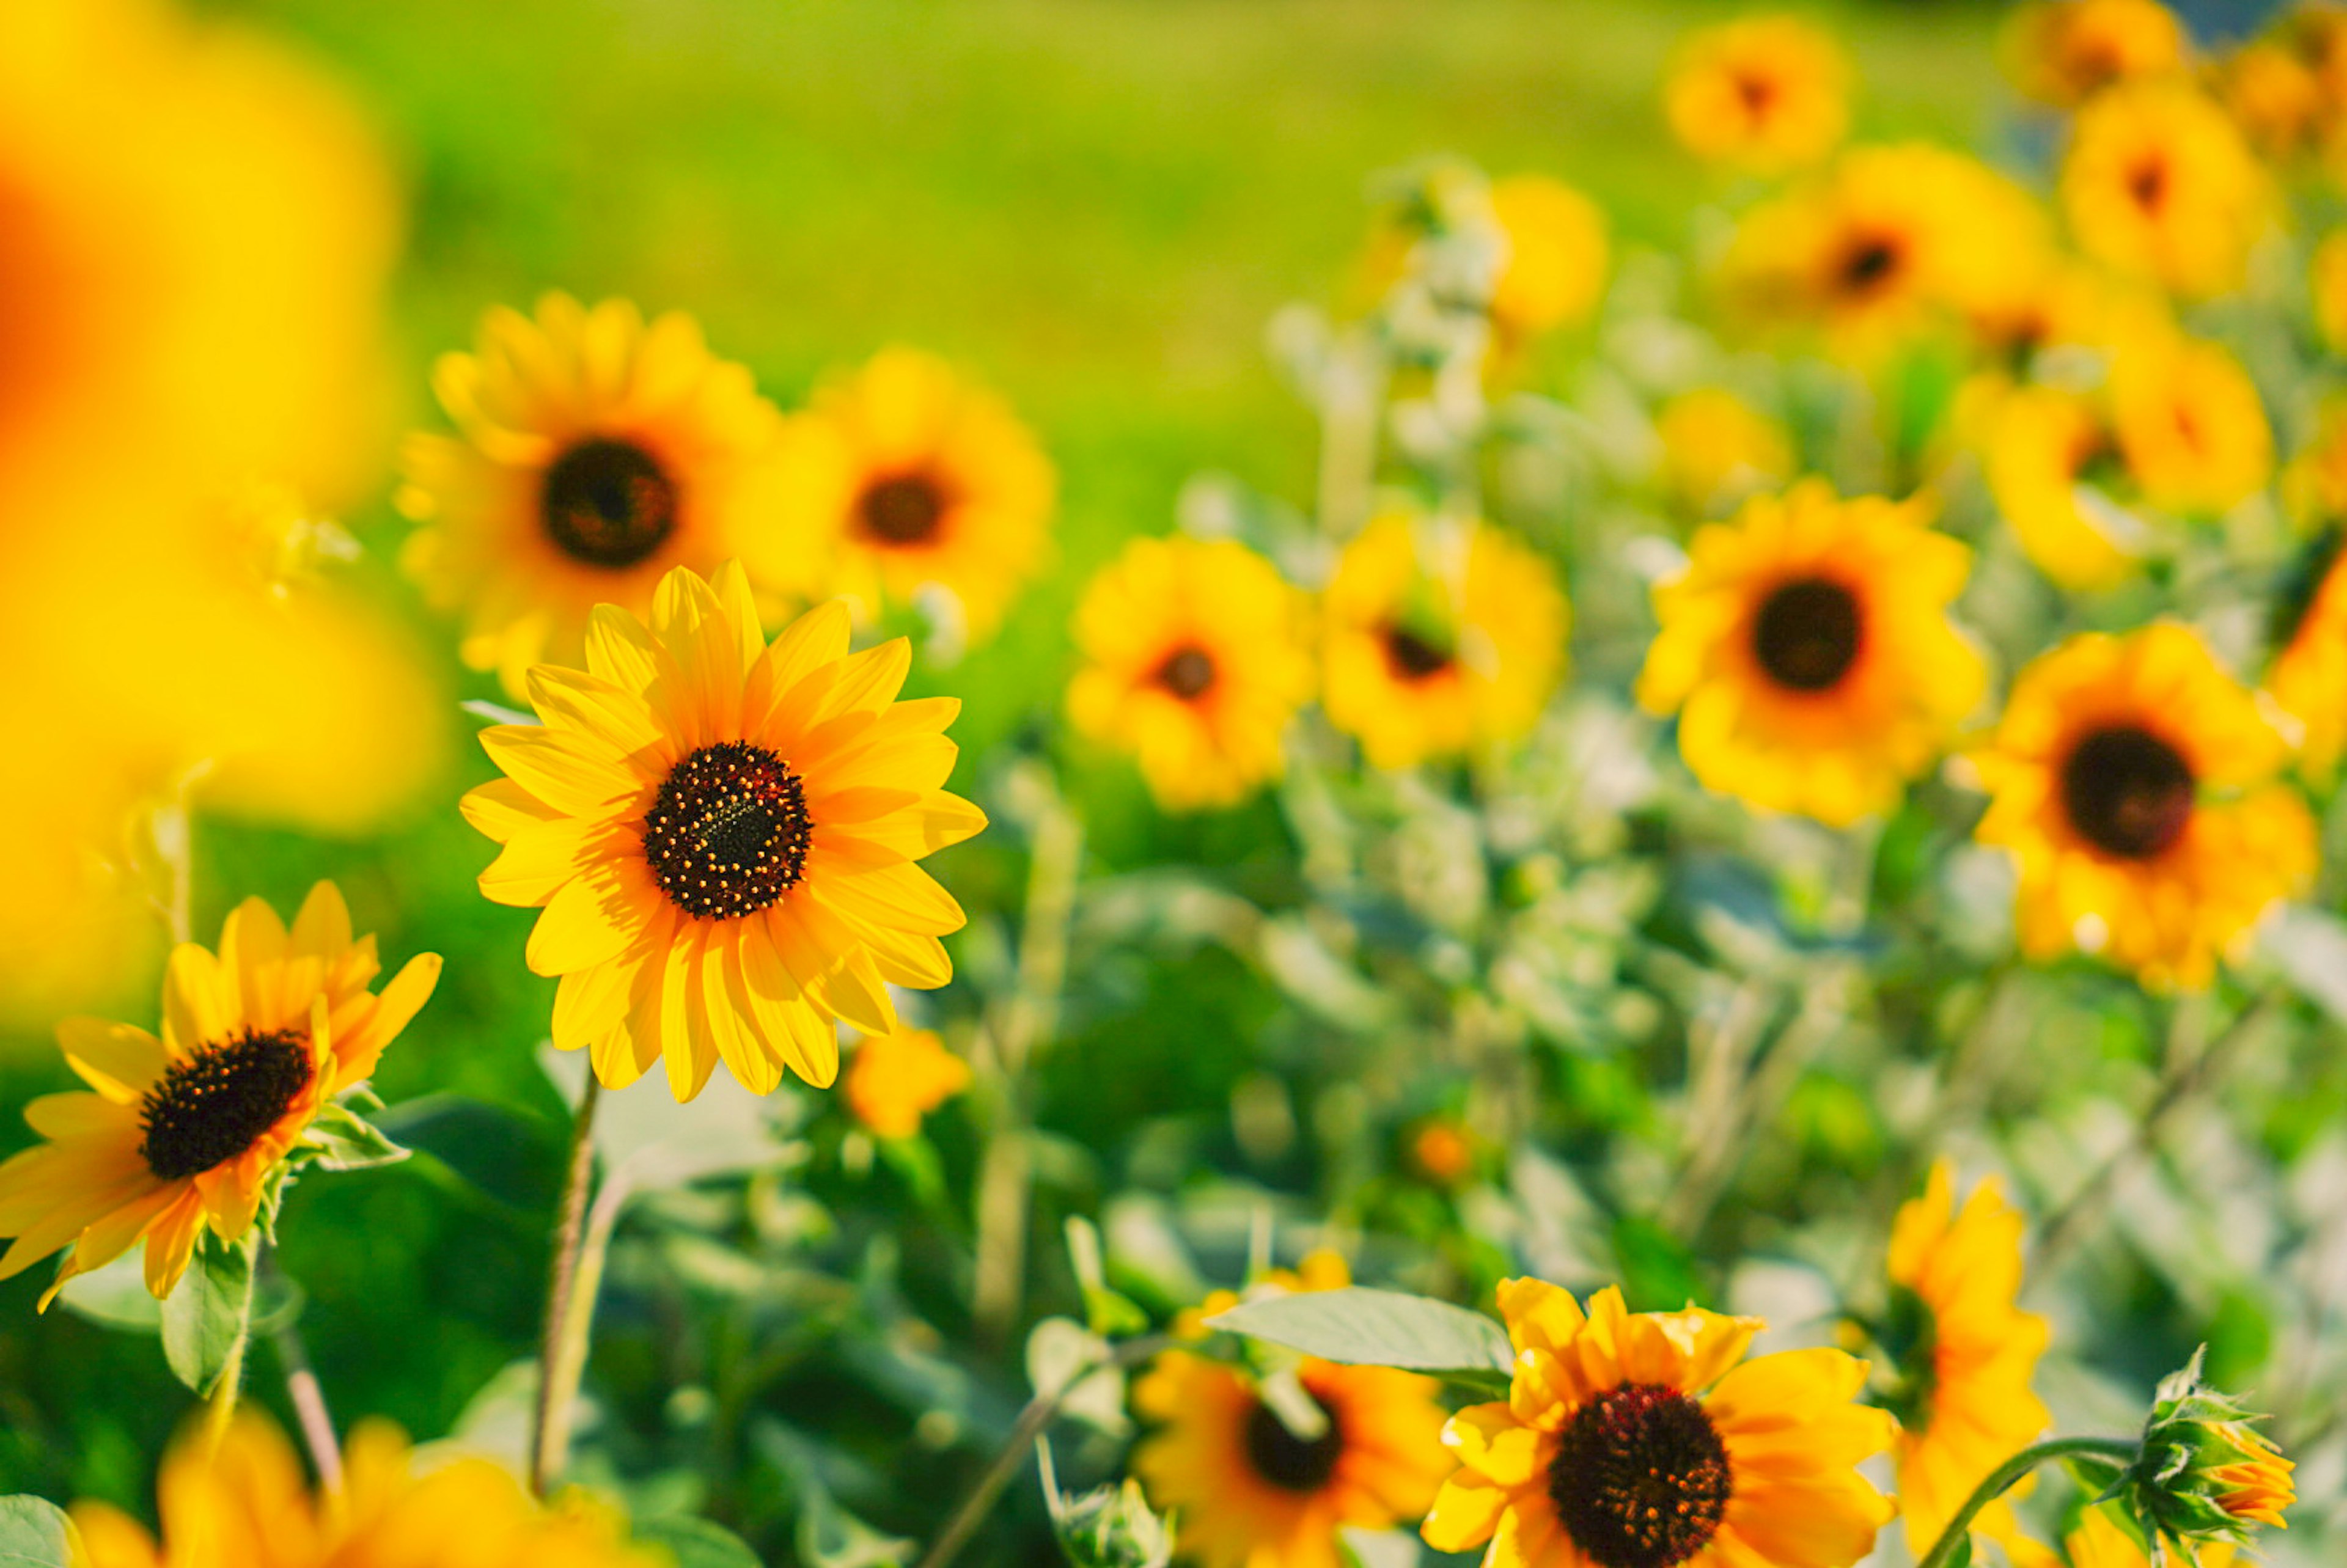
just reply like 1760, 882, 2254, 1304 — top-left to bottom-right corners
1068, 535, 1312, 812
766, 348, 1054, 645
1985, 384, 2154, 590
2061, 81, 2269, 299
1655, 389, 1794, 518
72, 1411, 662, 1568
1637, 482, 1987, 827
2004, 0, 2189, 108
1321, 513, 1569, 771
2062, 1506, 2235, 1568
1879, 1162, 2052, 1557
844, 1026, 971, 1141
399, 294, 788, 696
1133, 1349, 1450, 1568
1421, 1280, 1895, 1568
463, 561, 983, 1101
1664, 16, 1849, 174
0, 884, 439, 1306
1488, 175, 1611, 345
1971, 625, 2317, 989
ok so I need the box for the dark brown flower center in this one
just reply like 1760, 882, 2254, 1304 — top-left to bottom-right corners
642, 741, 814, 920
1156, 643, 1218, 702
2062, 724, 2195, 859
541, 438, 678, 570
139, 1028, 312, 1181
1838, 235, 1903, 296
1735, 71, 1777, 117
1752, 576, 1863, 692
2128, 157, 2169, 213
1381, 623, 1455, 681
1550, 1383, 1733, 1568
858, 472, 949, 547
1243, 1395, 1344, 1493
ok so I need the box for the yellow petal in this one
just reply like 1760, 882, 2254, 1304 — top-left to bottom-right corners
526, 863, 653, 977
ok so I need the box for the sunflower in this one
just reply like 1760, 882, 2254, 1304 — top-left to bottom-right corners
72, 1410, 663, 1568
1971, 625, 2317, 989
1132, 1349, 1450, 1568
2004, 0, 2190, 108
1321, 513, 1569, 771
1663, 16, 1850, 174
2219, 38, 2329, 161
765, 348, 1054, 645
2314, 230, 2347, 351
2266, 531, 2347, 778
463, 560, 982, 1101
1655, 389, 1794, 519
1067, 535, 1312, 812
1637, 482, 1987, 827
2062, 1506, 2236, 1568
0, 883, 439, 1307
2060, 81, 2269, 299
843, 1025, 971, 1140
2108, 334, 2272, 516
1985, 384, 2156, 590
1488, 175, 1611, 345
1880, 1162, 2052, 1557
398, 293, 789, 697
1421, 1280, 1895, 1568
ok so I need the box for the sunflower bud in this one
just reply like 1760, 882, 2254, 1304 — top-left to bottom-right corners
2106, 1347, 2294, 1556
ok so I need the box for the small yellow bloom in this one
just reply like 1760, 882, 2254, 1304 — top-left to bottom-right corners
766, 347, 1055, 643
1321, 513, 1569, 770
463, 561, 983, 1101
1422, 1280, 1895, 1568
1068, 535, 1312, 812
2061, 81, 2270, 299
845, 1027, 971, 1141
2267, 532, 2347, 777
1985, 384, 2152, 591
2219, 38, 2329, 161
0, 884, 439, 1306
1664, 15, 1851, 174
1410, 1120, 1477, 1185
1489, 175, 1611, 342
2109, 334, 2272, 515
1639, 482, 1987, 826
1972, 624, 2317, 989
1655, 389, 1794, 518
2004, 0, 2190, 108
399, 293, 789, 697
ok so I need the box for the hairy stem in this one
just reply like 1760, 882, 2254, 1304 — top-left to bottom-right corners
529, 1074, 601, 1497
1914, 1437, 2140, 1568
270, 1314, 343, 1490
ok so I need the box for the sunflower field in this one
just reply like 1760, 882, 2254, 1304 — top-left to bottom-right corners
2, 0, 2345, 1565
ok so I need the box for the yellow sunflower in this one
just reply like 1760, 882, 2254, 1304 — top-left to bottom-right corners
843, 1025, 971, 1141
2004, 0, 2190, 108
461, 560, 984, 1101
2062, 1506, 2235, 1568
1067, 535, 1312, 812
72, 1410, 662, 1568
1637, 482, 1987, 827
1985, 384, 2154, 591
1422, 1280, 1895, 1568
1663, 16, 1850, 174
2219, 38, 2328, 162
1321, 513, 1569, 771
2314, 230, 2347, 351
2060, 81, 2270, 299
399, 293, 789, 697
1971, 625, 2317, 989
0, 883, 439, 1306
2109, 334, 2272, 516
1488, 175, 1611, 345
1655, 389, 1794, 519
1132, 1350, 1451, 1568
765, 347, 1054, 644
1882, 1162, 2052, 1557
2266, 532, 2347, 778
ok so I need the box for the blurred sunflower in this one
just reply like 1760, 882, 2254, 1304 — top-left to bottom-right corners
2061, 81, 2269, 299
1067, 535, 1312, 811
2109, 334, 2272, 515
1637, 482, 1986, 827
2219, 37, 2328, 162
766, 348, 1054, 645
399, 293, 788, 696
1655, 389, 1794, 518
72, 1411, 662, 1568
463, 561, 983, 1100
0, 884, 439, 1306
844, 1025, 971, 1140
1663, 15, 1849, 174
1133, 1350, 1450, 1568
2004, 0, 2189, 108
1488, 175, 1611, 345
1321, 513, 1569, 770
1881, 1162, 2052, 1558
1421, 1280, 1895, 1568
1985, 384, 2153, 590
2313, 230, 2347, 351
2265, 532, 2347, 777
1971, 624, 2316, 989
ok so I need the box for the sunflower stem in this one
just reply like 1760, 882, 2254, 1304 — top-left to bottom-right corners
270, 1311, 343, 1492
200, 1330, 248, 1451
1912, 1437, 2141, 1568
529, 1073, 601, 1498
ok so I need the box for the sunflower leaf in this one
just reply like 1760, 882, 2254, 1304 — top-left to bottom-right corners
303, 1103, 412, 1171
0, 1496, 76, 1567
632, 1517, 765, 1568
1203, 1286, 1514, 1388
160, 1230, 256, 1396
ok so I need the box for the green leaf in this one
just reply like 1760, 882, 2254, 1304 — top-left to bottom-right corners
160, 1230, 255, 1396
1941, 1534, 1973, 1568
302, 1103, 411, 1172
1203, 1286, 1513, 1389
0, 1497, 76, 1567
634, 1516, 765, 1568
374, 1094, 559, 1209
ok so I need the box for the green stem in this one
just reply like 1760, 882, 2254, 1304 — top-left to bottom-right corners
1914, 1437, 2140, 1568
529, 1074, 601, 1497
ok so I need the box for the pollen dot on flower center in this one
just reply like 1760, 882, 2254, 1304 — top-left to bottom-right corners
1752, 575, 1863, 692
139, 1029, 312, 1181
2062, 724, 2195, 859
1155, 643, 1218, 702
642, 741, 814, 920
1549, 1383, 1732, 1568
858, 473, 949, 547
541, 438, 678, 570
1243, 1396, 1345, 1493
